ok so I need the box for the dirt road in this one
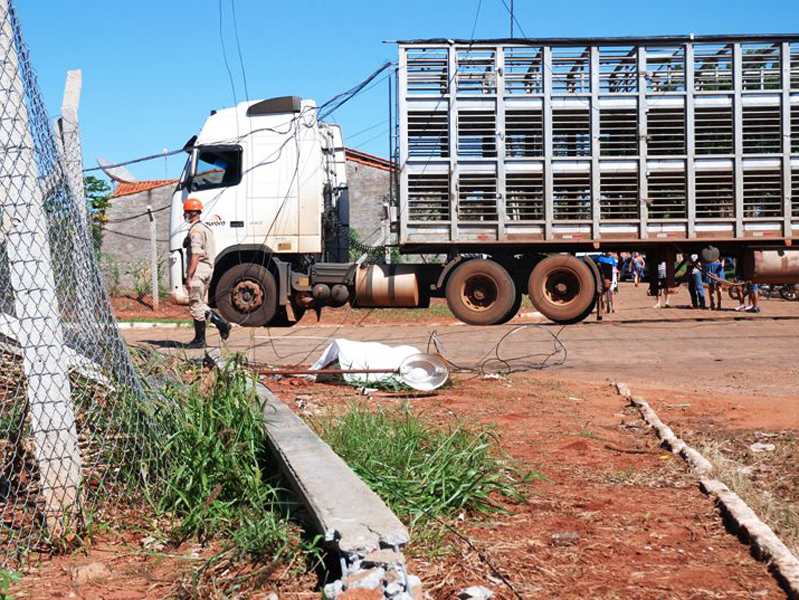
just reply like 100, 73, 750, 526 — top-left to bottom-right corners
125, 283, 799, 412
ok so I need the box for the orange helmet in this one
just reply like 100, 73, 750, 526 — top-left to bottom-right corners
183, 198, 203, 212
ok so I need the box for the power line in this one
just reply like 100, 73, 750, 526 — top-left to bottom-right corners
346, 118, 390, 141
101, 226, 169, 243
470, 0, 483, 40
496, 0, 527, 38
104, 203, 170, 224
356, 127, 390, 148
218, 0, 238, 105
86, 62, 395, 177
318, 61, 394, 121
84, 149, 184, 173
230, 0, 249, 101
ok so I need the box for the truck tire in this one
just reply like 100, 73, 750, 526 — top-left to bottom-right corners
496, 290, 523, 325
780, 284, 798, 301
215, 263, 277, 327
528, 256, 596, 324
445, 259, 517, 326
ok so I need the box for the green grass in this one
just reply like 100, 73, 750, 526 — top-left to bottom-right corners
0, 568, 19, 600
148, 365, 322, 596
156, 367, 312, 562
576, 422, 601, 440
312, 403, 538, 553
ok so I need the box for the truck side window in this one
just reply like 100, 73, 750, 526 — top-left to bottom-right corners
190, 147, 242, 191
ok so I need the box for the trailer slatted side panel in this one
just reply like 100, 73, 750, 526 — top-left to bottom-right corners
398, 36, 799, 246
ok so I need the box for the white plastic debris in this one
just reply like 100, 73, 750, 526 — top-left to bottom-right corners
749, 442, 776, 453
456, 586, 494, 600
311, 339, 422, 386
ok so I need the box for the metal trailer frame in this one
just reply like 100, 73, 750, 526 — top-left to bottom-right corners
396, 34, 799, 251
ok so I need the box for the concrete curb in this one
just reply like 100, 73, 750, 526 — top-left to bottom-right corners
205, 349, 422, 600
614, 382, 799, 599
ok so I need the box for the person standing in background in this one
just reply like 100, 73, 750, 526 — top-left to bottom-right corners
182, 198, 232, 348
653, 260, 671, 309
706, 257, 723, 310
632, 252, 645, 287
688, 254, 706, 309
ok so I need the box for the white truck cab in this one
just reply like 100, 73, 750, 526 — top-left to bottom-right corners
169, 96, 350, 324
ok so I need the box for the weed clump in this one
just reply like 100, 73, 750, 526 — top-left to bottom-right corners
157, 367, 312, 564
313, 403, 536, 549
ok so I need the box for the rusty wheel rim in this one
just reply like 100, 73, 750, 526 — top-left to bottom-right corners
460, 274, 499, 312
231, 279, 265, 313
542, 268, 580, 307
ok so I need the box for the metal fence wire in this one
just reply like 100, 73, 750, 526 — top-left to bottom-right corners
0, 0, 162, 564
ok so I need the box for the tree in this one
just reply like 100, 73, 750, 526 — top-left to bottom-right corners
84, 175, 112, 252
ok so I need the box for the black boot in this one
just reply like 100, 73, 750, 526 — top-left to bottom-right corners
207, 311, 232, 341
185, 319, 206, 349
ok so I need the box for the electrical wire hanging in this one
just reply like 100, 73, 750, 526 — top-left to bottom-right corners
229, 0, 249, 101
426, 324, 568, 377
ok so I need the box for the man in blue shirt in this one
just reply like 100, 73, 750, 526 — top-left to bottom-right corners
688, 255, 706, 309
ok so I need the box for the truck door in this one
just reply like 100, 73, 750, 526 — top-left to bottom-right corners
187, 145, 246, 262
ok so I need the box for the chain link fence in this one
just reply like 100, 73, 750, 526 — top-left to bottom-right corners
0, 0, 163, 564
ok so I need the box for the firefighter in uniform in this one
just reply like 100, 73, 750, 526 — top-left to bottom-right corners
182, 198, 231, 347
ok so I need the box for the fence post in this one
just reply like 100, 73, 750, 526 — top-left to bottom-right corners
54, 70, 85, 205
147, 206, 159, 311
0, 0, 83, 533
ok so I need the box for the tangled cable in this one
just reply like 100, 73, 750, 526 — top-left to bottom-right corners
427, 323, 568, 377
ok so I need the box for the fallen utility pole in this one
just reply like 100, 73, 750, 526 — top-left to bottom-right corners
258, 367, 397, 376
205, 349, 422, 599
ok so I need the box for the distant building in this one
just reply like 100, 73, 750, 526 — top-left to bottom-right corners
100, 179, 176, 291
344, 148, 393, 247
99, 149, 394, 289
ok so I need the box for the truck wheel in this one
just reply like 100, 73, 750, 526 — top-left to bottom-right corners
215, 263, 277, 327
780, 285, 798, 302
528, 256, 596, 324
496, 290, 523, 325
446, 259, 517, 326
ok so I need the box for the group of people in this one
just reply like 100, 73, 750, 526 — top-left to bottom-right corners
594, 251, 762, 315
596, 251, 646, 314
652, 254, 760, 313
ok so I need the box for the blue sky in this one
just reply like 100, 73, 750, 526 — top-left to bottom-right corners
18, 0, 799, 184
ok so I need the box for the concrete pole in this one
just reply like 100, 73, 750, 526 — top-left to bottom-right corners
382, 201, 390, 264
58, 70, 85, 205
0, 0, 83, 533
147, 206, 159, 310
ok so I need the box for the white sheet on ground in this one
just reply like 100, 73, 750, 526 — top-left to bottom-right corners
310, 339, 422, 385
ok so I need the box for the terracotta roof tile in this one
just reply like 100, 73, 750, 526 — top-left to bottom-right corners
113, 179, 178, 198
344, 148, 395, 172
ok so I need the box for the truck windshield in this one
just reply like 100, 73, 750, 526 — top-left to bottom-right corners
189, 147, 242, 191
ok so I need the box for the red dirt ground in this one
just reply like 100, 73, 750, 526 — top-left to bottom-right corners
16, 285, 799, 598
111, 295, 188, 321
263, 373, 788, 599
10, 371, 792, 599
